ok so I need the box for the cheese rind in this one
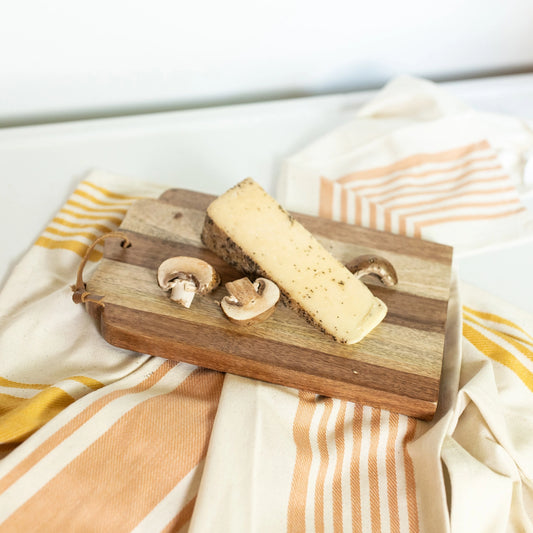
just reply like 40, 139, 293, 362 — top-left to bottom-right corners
201, 178, 387, 343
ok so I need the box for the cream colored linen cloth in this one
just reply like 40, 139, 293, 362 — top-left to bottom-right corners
278, 75, 533, 256
1, 77, 533, 533
0, 173, 228, 531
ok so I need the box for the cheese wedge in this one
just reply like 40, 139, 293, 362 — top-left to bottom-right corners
201, 178, 387, 343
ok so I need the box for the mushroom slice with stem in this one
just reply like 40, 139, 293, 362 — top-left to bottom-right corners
221, 277, 280, 326
345, 254, 398, 287
157, 256, 220, 308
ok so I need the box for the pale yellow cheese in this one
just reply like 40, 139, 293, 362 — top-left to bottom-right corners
203, 178, 387, 343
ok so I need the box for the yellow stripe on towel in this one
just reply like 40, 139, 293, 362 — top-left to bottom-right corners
81, 180, 144, 201
68, 376, 104, 391
463, 322, 533, 393
0, 388, 76, 445
44, 226, 102, 244
463, 305, 533, 348
65, 198, 128, 215
34, 180, 136, 259
50, 216, 116, 233
0, 377, 49, 390
35, 236, 104, 260
74, 188, 137, 208
59, 207, 123, 226
464, 312, 533, 364
0, 376, 104, 446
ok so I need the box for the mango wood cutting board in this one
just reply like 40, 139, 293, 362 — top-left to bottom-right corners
84, 188, 453, 420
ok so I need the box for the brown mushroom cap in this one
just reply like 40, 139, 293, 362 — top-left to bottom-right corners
345, 254, 398, 287
221, 277, 280, 325
157, 256, 220, 307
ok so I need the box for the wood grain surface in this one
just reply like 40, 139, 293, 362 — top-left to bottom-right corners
85, 187, 453, 419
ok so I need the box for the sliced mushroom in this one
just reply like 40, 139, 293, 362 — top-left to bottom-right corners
345, 254, 398, 287
157, 256, 220, 308
221, 277, 280, 325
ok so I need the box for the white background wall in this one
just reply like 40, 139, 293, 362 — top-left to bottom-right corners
2, 0, 533, 125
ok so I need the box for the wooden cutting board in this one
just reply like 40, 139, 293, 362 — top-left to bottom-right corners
83, 188, 453, 420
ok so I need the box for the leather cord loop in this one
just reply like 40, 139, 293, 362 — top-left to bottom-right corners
71, 231, 131, 306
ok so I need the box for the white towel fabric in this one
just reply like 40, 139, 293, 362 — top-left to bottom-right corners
277, 75, 533, 257
1, 77, 533, 533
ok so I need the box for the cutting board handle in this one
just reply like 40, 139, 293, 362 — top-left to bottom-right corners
71, 231, 131, 307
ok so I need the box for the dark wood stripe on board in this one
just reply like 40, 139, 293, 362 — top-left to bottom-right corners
103, 230, 449, 334
99, 303, 439, 419
158, 188, 453, 264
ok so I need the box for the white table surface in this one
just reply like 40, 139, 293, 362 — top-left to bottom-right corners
2, 73, 533, 312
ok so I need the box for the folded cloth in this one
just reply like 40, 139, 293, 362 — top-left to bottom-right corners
186, 281, 533, 533
0, 171, 165, 453
0, 172, 226, 530
1, 79, 533, 533
278, 75, 533, 256
441, 283, 533, 533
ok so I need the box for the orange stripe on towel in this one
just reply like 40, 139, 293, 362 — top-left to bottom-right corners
413, 206, 526, 238
1, 368, 224, 532
0, 361, 175, 495
319, 177, 335, 219
386, 412, 401, 531
315, 398, 334, 533
337, 141, 490, 185
368, 409, 382, 531
404, 417, 420, 532
350, 403, 364, 533
332, 401, 347, 533
288, 391, 317, 533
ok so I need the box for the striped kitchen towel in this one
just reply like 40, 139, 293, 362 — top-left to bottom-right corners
0, 171, 226, 531
3, 73, 533, 532
0, 171, 166, 455
278, 76, 533, 256
1, 165, 532, 531
442, 283, 533, 532
182, 282, 533, 533
0, 360, 223, 531
35, 171, 164, 261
